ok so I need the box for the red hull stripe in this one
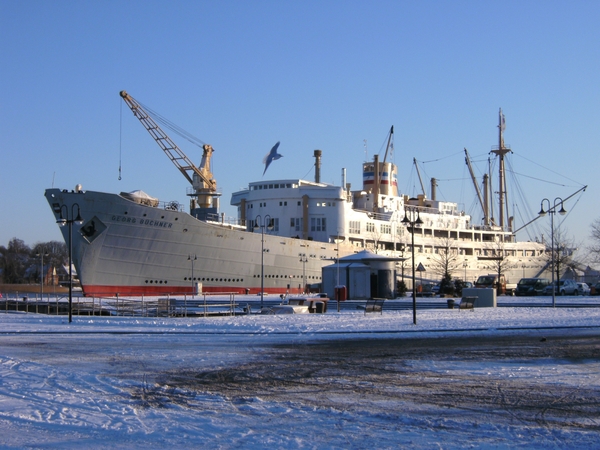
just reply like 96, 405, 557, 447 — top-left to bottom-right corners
82, 285, 305, 297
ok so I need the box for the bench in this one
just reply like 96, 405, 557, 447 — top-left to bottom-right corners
364, 298, 385, 315
459, 296, 476, 310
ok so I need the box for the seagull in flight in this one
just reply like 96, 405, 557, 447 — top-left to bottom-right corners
263, 141, 282, 175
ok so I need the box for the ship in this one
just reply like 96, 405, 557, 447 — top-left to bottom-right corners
44, 92, 553, 297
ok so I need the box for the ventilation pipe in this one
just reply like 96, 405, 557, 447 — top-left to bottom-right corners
483, 173, 490, 226
314, 150, 322, 183
431, 178, 437, 201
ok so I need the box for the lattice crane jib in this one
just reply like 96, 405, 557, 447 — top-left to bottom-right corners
119, 91, 217, 197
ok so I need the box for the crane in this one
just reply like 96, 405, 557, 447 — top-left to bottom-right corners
120, 90, 218, 211
464, 148, 489, 226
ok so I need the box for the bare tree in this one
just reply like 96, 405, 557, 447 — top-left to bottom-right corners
428, 237, 463, 293
479, 238, 514, 294
545, 228, 576, 281
365, 221, 383, 254
588, 218, 600, 263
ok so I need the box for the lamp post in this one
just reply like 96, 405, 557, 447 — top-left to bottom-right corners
188, 254, 197, 297
56, 204, 83, 323
521, 263, 526, 278
299, 255, 308, 294
402, 206, 423, 325
36, 247, 49, 299
254, 214, 273, 309
539, 198, 566, 308
399, 243, 405, 283
463, 260, 468, 282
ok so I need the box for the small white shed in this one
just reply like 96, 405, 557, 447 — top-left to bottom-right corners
321, 249, 402, 299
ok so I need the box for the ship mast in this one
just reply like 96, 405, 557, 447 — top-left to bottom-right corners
490, 108, 511, 230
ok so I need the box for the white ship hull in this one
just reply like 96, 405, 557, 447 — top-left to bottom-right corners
45, 188, 340, 296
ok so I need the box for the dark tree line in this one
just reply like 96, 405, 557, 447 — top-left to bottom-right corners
0, 238, 67, 284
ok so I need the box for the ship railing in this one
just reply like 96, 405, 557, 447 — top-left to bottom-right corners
160, 200, 185, 212
186, 186, 223, 197
204, 213, 247, 229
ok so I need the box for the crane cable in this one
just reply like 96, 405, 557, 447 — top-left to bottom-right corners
118, 99, 123, 180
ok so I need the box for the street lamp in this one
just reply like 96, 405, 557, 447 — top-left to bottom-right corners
398, 243, 405, 283
402, 206, 423, 325
299, 255, 308, 294
539, 197, 567, 307
36, 247, 49, 299
188, 254, 197, 297
56, 204, 83, 323
463, 260, 468, 282
521, 262, 526, 278
254, 214, 273, 309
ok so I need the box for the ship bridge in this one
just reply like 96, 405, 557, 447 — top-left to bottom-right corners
231, 178, 347, 243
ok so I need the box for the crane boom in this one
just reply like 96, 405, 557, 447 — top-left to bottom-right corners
464, 148, 488, 225
413, 158, 427, 197
119, 91, 217, 207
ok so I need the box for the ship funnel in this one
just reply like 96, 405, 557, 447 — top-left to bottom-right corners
431, 178, 437, 201
314, 150, 322, 183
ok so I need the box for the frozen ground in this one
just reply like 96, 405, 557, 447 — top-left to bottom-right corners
1, 299, 600, 449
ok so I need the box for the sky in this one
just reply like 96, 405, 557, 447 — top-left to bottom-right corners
1, 1, 597, 257
1, 298, 600, 447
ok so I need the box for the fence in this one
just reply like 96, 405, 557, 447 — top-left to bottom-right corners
0, 292, 239, 318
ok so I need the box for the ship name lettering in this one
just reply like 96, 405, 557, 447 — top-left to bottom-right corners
111, 215, 172, 228
111, 215, 137, 224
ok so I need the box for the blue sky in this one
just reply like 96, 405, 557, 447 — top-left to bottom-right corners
1, 0, 597, 256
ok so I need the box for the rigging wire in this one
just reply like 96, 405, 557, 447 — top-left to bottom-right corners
138, 100, 207, 149
118, 100, 122, 180
301, 161, 316, 181
513, 153, 583, 187
419, 149, 464, 164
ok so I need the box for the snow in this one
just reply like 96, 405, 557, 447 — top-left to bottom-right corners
1, 296, 600, 448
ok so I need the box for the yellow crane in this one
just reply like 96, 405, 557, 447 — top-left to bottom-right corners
120, 90, 218, 211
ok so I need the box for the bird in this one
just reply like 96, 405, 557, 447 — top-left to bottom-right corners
263, 141, 282, 175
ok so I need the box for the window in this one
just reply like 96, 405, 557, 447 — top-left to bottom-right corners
310, 217, 326, 232
349, 221, 360, 234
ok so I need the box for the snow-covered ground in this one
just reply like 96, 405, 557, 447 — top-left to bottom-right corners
1, 298, 599, 448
